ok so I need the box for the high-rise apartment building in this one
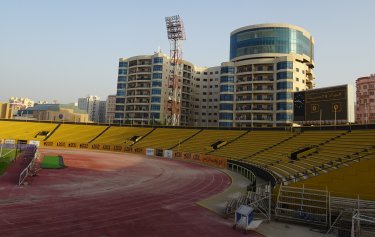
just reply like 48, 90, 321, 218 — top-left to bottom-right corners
106, 95, 116, 124
356, 74, 375, 124
98, 100, 107, 123
78, 95, 101, 122
114, 53, 221, 126
114, 23, 315, 127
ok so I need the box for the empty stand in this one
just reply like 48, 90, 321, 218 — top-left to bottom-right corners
132, 128, 201, 150
91, 126, 153, 145
290, 152, 375, 200
241, 131, 347, 181
46, 124, 108, 143
178, 129, 246, 154
211, 131, 295, 160
0, 121, 58, 141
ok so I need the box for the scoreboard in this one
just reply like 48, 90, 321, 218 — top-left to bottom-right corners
293, 85, 355, 124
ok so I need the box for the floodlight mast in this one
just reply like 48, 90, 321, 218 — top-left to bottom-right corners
165, 15, 186, 126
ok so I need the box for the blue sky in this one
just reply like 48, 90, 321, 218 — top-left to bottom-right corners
0, 0, 374, 103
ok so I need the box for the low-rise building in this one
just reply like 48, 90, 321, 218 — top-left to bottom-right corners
17, 104, 89, 123
0, 103, 13, 119
356, 74, 375, 124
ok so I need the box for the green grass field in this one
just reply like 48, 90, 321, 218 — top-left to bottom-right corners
40, 156, 65, 169
0, 149, 20, 175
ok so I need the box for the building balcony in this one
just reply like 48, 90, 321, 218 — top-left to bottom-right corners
236, 71, 252, 76
253, 70, 274, 74
125, 109, 149, 113
236, 79, 252, 84
127, 86, 151, 90
234, 118, 273, 123
236, 88, 252, 93
126, 101, 150, 105
127, 93, 150, 97
252, 99, 274, 103
236, 98, 252, 103
252, 78, 274, 83
252, 89, 274, 93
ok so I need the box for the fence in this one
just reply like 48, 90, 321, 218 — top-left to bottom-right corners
18, 145, 38, 185
228, 162, 256, 186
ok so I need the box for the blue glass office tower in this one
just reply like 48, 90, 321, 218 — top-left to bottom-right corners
219, 23, 315, 128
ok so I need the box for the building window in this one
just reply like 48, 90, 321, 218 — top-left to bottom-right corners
115, 113, 123, 118
220, 85, 234, 92
118, 69, 128, 75
220, 104, 233, 110
277, 71, 293, 80
221, 66, 235, 74
219, 122, 232, 127
277, 102, 293, 110
151, 89, 161, 95
277, 82, 293, 90
151, 113, 160, 119
152, 80, 162, 87
277, 61, 293, 70
153, 65, 163, 71
119, 62, 128, 67
277, 92, 292, 100
276, 112, 293, 121
220, 94, 234, 101
220, 76, 234, 83
219, 113, 233, 120
118, 76, 127, 82
116, 98, 125, 103
153, 57, 163, 64
151, 105, 160, 111
115, 105, 124, 111
151, 97, 161, 103
296, 78, 299, 82
117, 83, 126, 89
152, 73, 163, 79
116, 90, 125, 96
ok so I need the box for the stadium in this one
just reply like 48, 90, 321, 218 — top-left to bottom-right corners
1, 119, 375, 237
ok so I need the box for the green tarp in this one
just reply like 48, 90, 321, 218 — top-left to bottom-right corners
40, 156, 65, 169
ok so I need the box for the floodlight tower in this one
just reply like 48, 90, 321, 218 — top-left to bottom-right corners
165, 15, 186, 126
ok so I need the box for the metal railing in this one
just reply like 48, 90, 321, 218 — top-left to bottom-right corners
228, 162, 256, 185
18, 149, 39, 186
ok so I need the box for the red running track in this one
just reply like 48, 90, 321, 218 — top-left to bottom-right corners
0, 149, 261, 237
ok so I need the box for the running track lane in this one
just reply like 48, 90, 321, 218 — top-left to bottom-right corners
0, 149, 262, 237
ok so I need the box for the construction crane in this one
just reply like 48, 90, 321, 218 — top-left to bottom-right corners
165, 15, 186, 126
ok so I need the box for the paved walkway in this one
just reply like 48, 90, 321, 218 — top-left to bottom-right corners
197, 169, 251, 216
197, 169, 334, 237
